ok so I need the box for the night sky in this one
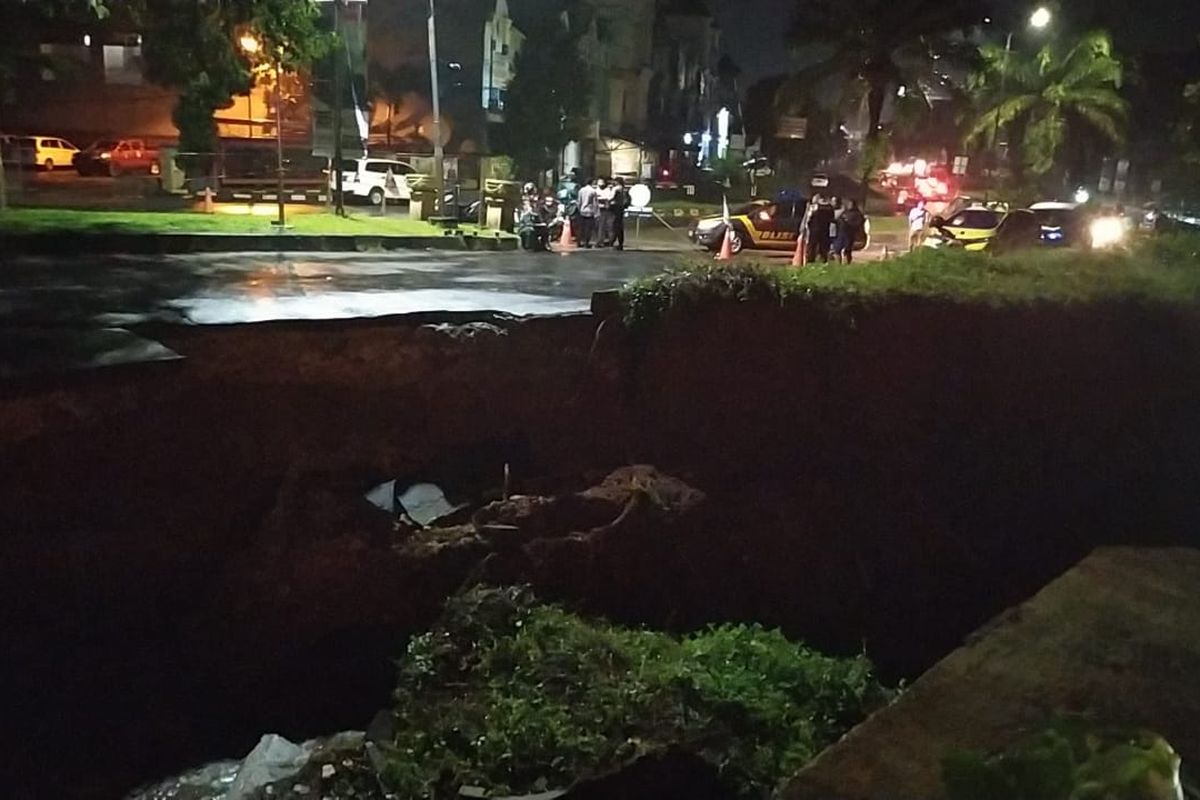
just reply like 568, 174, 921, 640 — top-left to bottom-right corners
715, 0, 1200, 87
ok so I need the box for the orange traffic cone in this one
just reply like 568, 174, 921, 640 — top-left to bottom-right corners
558, 216, 576, 251
791, 232, 806, 267
715, 229, 734, 261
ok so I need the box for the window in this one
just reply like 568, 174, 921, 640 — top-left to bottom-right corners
39, 43, 89, 81
366, 162, 410, 174
948, 209, 1000, 229
103, 44, 144, 85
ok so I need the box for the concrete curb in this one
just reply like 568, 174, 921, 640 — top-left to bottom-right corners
0, 231, 519, 256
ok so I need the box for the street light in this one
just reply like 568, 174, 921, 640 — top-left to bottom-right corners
1029, 7, 1052, 30
239, 32, 287, 228
239, 33, 261, 55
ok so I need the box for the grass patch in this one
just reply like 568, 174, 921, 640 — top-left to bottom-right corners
381, 586, 890, 799
0, 207, 505, 238
870, 215, 907, 236
623, 233, 1200, 330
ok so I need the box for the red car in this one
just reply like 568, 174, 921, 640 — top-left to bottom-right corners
73, 138, 161, 177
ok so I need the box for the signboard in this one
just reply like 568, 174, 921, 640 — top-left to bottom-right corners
952, 155, 969, 176
628, 183, 651, 210
776, 115, 808, 140
1114, 158, 1130, 195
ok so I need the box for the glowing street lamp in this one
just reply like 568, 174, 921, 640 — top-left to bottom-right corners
239, 34, 261, 55
1029, 7, 1052, 30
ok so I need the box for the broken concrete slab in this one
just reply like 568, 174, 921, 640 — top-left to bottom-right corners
785, 546, 1200, 800
0, 326, 181, 379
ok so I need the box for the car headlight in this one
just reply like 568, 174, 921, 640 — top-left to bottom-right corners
99, 152, 111, 159
695, 219, 723, 234
1089, 217, 1126, 249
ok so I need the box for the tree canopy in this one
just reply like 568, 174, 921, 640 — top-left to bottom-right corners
965, 31, 1127, 176
493, 10, 590, 180
785, 0, 984, 141
137, 0, 331, 162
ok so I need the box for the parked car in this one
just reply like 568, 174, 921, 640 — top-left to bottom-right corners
688, 195, 871, 255
17, 136, 81, 171
929, 208, 1042, 255
73, 138, 161, 176
924, 205, 1004, 251
1029, 201, 1088, 247
331, 157, 414, 205
1, 134, 36, 168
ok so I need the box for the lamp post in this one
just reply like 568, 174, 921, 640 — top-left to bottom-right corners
240, 33, 287, 227
987, 7, 1051, 199
428, 0, 445, 215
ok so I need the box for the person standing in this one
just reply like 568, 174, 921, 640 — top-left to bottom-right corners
806, 194, 835, 263
908, 200, 930, 251
577, 177, 599, 248
609, 177, 628, 251
595, 177, 613, 246
836, 199, 865, 264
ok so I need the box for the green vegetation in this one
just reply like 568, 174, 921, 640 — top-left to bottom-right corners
381, 586, 890, 799
0, 208, 504, 237
622, 233, 1200, 331
942, 717, 1183, 800
495, 2, 591, 178
966, 31, 1127, 177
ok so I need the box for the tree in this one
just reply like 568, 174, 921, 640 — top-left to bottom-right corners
136, 0, 330, 175
964, 31, 1127, 177
493, 12, 590, 180
785, 0, 984, 143
0, 0, 112, 208
1178, 78, 1200, 167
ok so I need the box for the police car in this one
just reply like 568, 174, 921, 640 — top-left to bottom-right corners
688, 197, 870, 255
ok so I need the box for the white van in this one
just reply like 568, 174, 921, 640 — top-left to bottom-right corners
332, 157, 414, 205
20, 136, 81, 170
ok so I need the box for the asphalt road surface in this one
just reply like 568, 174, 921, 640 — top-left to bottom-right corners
0, 247, 684, 327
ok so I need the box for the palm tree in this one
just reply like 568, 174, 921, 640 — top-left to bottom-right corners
965, 31, 1127, 176
785, 0, 986, 143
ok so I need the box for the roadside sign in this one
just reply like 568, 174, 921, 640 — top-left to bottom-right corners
777, 115, 808, 140
628, 183, 652, 210
952, 155, 969, 176
384, 168, 401, 193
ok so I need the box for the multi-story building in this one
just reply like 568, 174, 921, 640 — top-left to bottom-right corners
482, 0, 524, 122
366, 0, 521, 155
2, 0, 368, 155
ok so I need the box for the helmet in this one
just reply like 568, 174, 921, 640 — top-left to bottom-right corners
523, 182, 536, 195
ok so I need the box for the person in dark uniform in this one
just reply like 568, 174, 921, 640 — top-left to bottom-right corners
609, 178, 628, 250
806, 194, 835, 263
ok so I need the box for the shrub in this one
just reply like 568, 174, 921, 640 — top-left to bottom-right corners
621, 232, 1200, 332
381, 586, 891, 799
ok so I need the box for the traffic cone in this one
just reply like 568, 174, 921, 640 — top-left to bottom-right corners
791, 233, 806, 267
715, 229, 734, 261
558, 217, 576, 251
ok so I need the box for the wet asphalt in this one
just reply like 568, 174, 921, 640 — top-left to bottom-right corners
0, 246, 683, 327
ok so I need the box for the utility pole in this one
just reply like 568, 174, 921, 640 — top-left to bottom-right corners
428, 0, 444, 214
332, 0, 346, 216
274, 59, 287, 227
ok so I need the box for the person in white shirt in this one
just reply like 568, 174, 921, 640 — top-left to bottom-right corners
596, 178, 615, 246
577, 178, 599, 248
908, 200, 930, 251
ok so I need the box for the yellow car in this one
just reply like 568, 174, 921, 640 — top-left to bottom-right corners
924, 206, 1003, 251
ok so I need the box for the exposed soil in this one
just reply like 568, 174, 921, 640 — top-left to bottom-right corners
1, 299, 1198, 799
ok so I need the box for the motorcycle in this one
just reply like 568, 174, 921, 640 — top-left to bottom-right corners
517, 197, 555, 252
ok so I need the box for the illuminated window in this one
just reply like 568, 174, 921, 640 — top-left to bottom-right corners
103, 43, 143, 85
